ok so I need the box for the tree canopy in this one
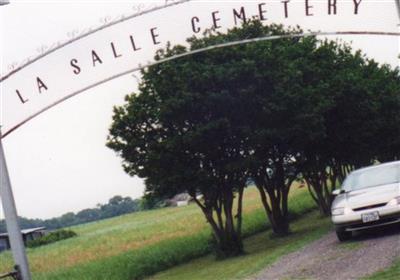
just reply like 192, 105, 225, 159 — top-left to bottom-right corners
107, 20, 400, 256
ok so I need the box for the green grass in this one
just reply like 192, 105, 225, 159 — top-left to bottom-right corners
149, 211, 332, 280
365, 258, 400, 280
0, 185, 317, 279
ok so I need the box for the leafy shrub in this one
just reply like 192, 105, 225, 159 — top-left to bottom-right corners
27, 229, 77, 248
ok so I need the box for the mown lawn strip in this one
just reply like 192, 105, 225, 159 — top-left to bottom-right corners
149, 211, 331, 280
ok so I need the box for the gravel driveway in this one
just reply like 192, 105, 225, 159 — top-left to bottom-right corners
252, 224, 400, 280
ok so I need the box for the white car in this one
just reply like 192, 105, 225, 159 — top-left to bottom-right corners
331, 161, 400, 241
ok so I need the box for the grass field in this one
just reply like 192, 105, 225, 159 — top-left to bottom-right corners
149, 211, 332, 280
0, 185, 316, 279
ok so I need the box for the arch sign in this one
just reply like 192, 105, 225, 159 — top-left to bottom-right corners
0, 1, 399, 279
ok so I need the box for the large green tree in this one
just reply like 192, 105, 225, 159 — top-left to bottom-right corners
107, 21, 329, 241
107, 20, 400, 248
301, 42, 400, 215
236, 25, 329, 235
107, 41, 254, 257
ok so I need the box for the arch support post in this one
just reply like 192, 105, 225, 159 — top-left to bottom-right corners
0, 129, 31, 280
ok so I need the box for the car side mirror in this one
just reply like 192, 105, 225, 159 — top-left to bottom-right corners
332, 189, 344, 196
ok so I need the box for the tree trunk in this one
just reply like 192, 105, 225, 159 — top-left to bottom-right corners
269, 194, 289, 235
304, 171, 332, 216
193, 190, 244, 259
256, 179, 290, 236
236, 185, 244, 244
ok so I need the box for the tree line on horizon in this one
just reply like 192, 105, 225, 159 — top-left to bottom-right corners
0, 195, 165, 233
107, 20, 400, 258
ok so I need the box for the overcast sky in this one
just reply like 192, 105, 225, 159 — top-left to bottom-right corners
0, 0, 399, 219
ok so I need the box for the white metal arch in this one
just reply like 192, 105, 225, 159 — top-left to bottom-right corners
2, 30, 400, 139
0, 0, 192, 83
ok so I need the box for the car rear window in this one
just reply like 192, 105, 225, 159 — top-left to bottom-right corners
343, 164, 400, 191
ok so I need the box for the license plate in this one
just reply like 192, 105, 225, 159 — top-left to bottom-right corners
361, 211, 380, 223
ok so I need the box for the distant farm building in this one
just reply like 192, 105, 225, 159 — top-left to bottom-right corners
166, 193, 203, 207
166, 193, 191, 207
0, 227, 46, 252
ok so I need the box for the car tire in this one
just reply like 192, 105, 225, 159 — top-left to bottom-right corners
336, 229, 352, 241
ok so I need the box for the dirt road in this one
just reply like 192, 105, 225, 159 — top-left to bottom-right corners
253, 224, 400, 280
